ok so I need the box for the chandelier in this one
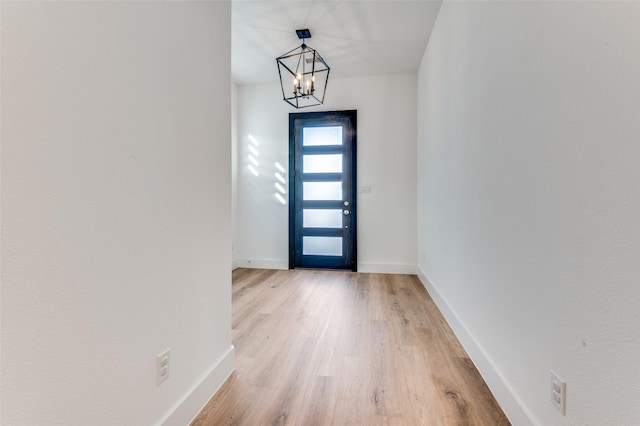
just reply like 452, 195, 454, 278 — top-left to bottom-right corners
276, 29, 330, 109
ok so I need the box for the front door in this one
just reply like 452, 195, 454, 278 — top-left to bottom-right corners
289, 110, 357, 271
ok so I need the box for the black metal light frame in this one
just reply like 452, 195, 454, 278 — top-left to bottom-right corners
276, 29, 330, 109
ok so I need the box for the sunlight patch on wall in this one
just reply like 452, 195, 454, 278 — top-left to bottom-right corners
274, 161, 287, 205
247, 134, 259, 176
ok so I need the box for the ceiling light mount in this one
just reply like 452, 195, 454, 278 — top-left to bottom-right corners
276, 29, 330, 109
296, 29, 311, 40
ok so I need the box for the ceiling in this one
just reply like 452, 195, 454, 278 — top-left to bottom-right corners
232, 0, 443, 86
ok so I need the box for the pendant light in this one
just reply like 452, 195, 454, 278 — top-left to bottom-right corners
276, 29, 330, 109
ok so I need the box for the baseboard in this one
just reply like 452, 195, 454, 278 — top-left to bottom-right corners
234, 259, 416, 275
416, 268, 538, 426
357, 262, 417, 275
231, 259, 241, 270
234, 258, 288, 270
160, 345, 235, 426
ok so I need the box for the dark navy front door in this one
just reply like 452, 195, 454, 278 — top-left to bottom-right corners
289, 110, 357, 271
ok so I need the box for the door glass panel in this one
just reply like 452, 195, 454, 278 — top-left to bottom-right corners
303, 236, 343, 256
303, 181, 342, 200
303, 209, 342, 228
303, 126, 343, 146
303, 154, 342, 173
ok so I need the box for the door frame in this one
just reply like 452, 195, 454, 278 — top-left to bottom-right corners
288, 110, 357, 271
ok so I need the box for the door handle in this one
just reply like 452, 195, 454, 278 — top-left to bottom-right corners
343, 210, 350, 215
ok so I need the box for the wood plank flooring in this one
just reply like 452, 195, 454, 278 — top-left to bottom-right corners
191, 269, 510, 426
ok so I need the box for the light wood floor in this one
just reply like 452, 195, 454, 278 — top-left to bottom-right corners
192, 269, 510, 426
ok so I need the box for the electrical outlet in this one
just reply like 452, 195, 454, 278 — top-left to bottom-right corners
156, 348, 171, 386
550, 371, 566, 415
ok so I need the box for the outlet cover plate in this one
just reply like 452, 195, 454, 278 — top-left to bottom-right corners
156, 348, 171, 386
550, 370, 566, 416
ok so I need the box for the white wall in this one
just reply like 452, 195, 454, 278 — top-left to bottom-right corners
234, 74, 417, 273
417, 1, 640, 425
1, 2, 233, 425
